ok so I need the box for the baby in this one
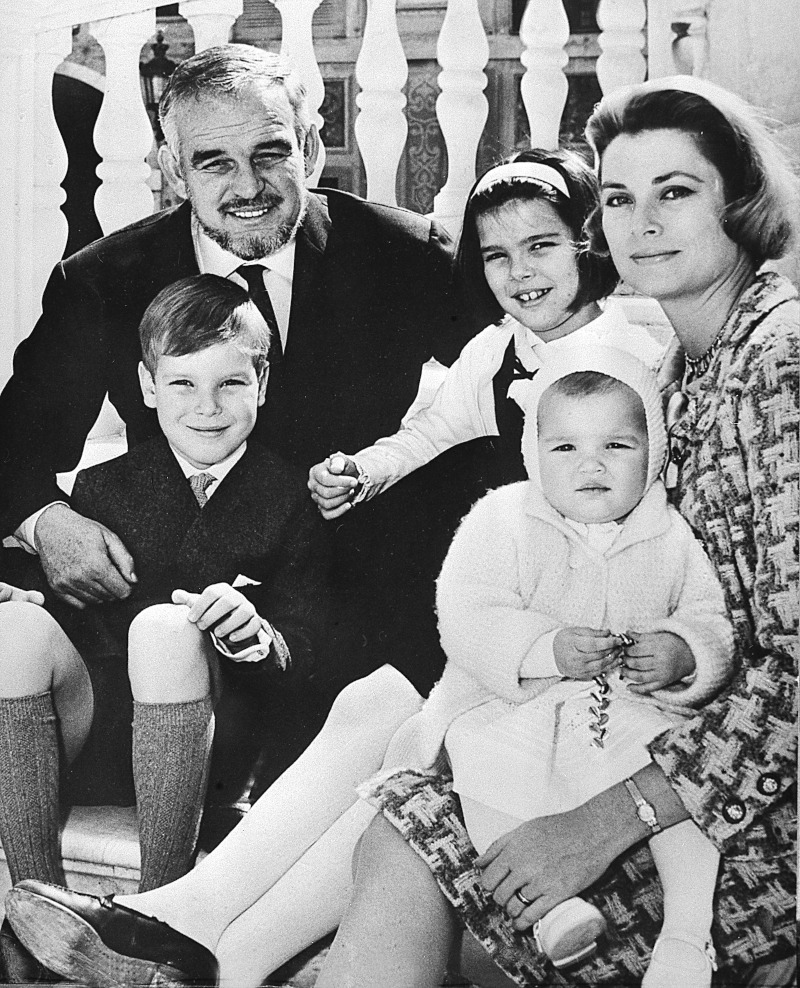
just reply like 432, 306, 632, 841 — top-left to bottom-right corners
386, 345, 734, 988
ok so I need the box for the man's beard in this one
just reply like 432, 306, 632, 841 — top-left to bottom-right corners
192, 188, 308, 261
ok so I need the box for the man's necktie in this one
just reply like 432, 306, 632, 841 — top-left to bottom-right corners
189, 472, 215, 508
236, 264, 284, 369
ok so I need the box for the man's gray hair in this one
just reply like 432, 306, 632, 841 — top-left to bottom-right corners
159, 43, 311, 153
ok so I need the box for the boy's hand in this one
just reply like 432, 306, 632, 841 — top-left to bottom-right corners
0, 583, 45, 605
553, 627, 620, 680
172, 584, 262, 641
307, 453, 361, 519
621, 631, 695, 693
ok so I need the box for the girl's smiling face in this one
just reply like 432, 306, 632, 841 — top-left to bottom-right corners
599, 128, 744, 305
477, 198, 591, 341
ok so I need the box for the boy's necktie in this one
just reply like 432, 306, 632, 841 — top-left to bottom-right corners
189, 472, 215, 508
236, 264, 284, 369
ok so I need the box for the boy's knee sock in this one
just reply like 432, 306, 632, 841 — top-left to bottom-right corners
133, 697, 214, 891
649, 820, 720, 937
0, 693, 65, 885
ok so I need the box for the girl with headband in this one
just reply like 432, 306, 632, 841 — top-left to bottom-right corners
308, 147, 663, 518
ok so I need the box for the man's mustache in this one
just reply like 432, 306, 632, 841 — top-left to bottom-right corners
223, 194, 283, 211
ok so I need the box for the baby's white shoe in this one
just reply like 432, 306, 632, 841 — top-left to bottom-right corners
641, 931, 717, 988
532, 897, 607, 968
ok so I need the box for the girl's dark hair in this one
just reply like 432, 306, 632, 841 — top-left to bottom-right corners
139, 274, 270, 377
455, 148, 620, 323
585, 80, 798, 266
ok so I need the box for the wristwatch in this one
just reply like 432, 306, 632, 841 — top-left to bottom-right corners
624, 778, 662, 835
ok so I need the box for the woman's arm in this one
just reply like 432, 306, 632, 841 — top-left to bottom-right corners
477, 762, 689, 926
650, 331, 798, 846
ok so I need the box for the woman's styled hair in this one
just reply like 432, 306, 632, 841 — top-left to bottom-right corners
139, 274, 271, 378
455, 148, 619, 323
159, 44, 311, 153
584, 76, 799, 267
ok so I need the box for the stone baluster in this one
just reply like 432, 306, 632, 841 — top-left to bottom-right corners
596, 0, 647, 95
34, 27, 74, 300
518, 0, 570, 150
179, 0, 243, 52
0, 13, 33, 380
90, 12, 157, 233
670, 3, 710, 77
270, 0, 327, 183
354, 0, 408, 206
432, 0, 489, 236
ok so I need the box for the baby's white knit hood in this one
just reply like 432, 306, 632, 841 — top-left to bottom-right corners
520, 344, 668, 491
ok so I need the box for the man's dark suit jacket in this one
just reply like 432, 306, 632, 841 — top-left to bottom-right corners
61, 435, 329, 681
0, 190, 474, 533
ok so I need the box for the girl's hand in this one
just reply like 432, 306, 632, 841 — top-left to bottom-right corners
553, 627, 620, 680
307, 453, 361, 519
476, 804, 619, 930
172, 584, 262, 641
622, 631, 695, 693
0, 582, 45, 605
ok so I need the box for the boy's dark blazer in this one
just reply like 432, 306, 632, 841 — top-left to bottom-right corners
63, 435, 330, 680
0, 189, 479, 535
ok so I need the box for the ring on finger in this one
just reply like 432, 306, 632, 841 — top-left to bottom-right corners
514, 890, 535, 907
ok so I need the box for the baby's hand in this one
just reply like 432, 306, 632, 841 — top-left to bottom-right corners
0, 582, 45, 605
172, 584, 262, 642
553, 627, 620, 680
621, 631, 695, 693
307, 453, 361, 520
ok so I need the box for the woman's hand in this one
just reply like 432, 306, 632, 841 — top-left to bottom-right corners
476, 803, 620, 930
476, 765, 691, 930
307, 454, 361, 519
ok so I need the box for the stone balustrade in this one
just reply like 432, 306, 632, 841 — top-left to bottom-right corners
0, 0, 675, 389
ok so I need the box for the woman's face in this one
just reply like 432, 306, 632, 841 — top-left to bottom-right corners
477, 198, 589, 341
599, 129, 743, 305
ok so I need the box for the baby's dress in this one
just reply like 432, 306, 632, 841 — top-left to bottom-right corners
444, 521, 684, 854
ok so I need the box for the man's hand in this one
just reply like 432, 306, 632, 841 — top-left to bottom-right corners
0, 583, 45, 605
553, 627, 620, 680
34, 504, 136, 609
307, 453, 361, 519
173, 584, 262, 642
621, 631, 696, 693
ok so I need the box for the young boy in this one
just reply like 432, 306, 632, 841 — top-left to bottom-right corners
0, 274, 330, 896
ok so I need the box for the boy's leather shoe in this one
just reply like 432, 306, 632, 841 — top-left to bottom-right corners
5, 880, 218, 987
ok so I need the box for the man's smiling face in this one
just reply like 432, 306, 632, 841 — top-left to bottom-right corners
160, 82, 312, 260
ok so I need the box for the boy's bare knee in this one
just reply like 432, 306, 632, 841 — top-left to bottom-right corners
328, 666, 423, 729
0, 602, 68, 692
128, 604, 209, 694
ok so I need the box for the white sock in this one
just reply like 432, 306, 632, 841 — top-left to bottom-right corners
649, 819, 719, 939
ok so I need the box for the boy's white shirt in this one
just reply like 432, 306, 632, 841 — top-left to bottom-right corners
354, 302, 665, 500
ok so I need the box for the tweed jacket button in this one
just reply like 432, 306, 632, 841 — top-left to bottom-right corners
721, 798, 746, 824
756, 773, 781, 796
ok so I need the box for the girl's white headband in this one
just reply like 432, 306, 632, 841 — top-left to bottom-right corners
471, 162, 571, 200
